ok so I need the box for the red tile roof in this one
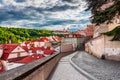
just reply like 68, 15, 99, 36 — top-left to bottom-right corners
39, 37, 49, 42
8, 56, 27, 62
52, 36, 61, 42
1, 44, 19, 60
31, 47, 43, 53
44, 50, 56, 55
16, 54, 44, 64
44, 46, 50, 50
1, 44, 28, 60
2, 44, 19, 53
22, 46, 28, 52
25, 41, 31, 44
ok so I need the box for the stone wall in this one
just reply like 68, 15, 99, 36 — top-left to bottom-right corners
85, 35, 120, 60
104, 35, 120, 61
61, 43, 73, 53
85, 35, 104, 58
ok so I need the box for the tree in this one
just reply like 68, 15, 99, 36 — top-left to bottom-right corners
86, 0, 120, 25
85, 0, 120, 41
0, 27, 61, 43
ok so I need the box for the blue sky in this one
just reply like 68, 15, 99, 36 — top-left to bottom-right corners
0, 0, 91, 30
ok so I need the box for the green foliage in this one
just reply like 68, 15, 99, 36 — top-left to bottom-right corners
0, 27, 59, 44
86, 0, 120, 41
86, 0, 120, 25
103, 26, 120, 41
85, 0, 107, 13
92, 5, 116, 25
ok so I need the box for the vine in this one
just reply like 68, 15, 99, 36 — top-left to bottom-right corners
103, 26, 120, 41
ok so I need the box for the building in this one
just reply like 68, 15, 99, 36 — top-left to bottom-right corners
85, 0, 120, 61
84, 25, 94, 37
0, 36, 62, 73
53, 30, 69, 35
1, 44, 28, 62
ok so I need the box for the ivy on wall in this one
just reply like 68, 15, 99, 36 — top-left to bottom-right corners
103, 26, 120, 41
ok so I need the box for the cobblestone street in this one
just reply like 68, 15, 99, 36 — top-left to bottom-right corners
72, 51, 120, 80
49, 52, 88, 80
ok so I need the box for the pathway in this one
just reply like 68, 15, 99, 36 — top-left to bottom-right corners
72, 51, 120, 80
49, 52, 88, 80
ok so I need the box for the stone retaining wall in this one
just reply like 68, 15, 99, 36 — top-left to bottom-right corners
0, 51, 73, 80
85, 35, 120, 61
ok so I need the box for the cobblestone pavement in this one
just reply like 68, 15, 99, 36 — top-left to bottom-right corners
72, 51, 120, 80
49, 52, 88, 80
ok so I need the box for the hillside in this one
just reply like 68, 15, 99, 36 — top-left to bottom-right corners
0, 27, 62, 43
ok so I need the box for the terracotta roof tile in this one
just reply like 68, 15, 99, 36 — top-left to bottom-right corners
44, 50, 56, 55
31, 47, 43, 53
39, 37, 49, 42
16, 54, 44, 64
3, 44, 19, 53
1, 44, 19, 60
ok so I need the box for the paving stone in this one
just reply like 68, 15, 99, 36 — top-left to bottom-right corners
72, 51, 120, 80
49, 53, 88, 80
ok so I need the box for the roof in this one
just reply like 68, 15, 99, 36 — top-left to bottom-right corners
52, 36, 61, 42
31, 47, 43, 53
1, 44, 28, 60
25, 41, 31, 45
44, 46, 50, 50
39, 37, 49, 42
1, 44, 19, 60
2, 44, 19, 54
8, 56, 27, 62
44, 50, 56, 55
22, 46, 28, 52
16, 54, 44, 64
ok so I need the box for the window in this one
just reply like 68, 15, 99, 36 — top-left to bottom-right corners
17, 53, 20, 58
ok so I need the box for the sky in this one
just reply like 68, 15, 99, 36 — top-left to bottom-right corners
0, 0, 91, 31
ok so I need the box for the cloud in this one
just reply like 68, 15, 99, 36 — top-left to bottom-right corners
62, 0, 73, 2
44, 4, 78, 12
15, 0, 25, 3
0, 0, 91, 30
62, 0, 79, 3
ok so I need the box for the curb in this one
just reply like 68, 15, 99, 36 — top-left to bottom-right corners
69, 52, 98, 80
